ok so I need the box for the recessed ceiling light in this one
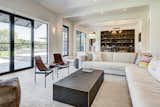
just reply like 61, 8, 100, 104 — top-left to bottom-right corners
88, 0, 97, 2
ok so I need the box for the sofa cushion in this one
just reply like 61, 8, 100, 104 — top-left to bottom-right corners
138, 61, 149, 68
101, 52, 113, 61
113, 52, 136, 63
92, 52, 102, 61
135, 52, 152, 64
82, 61, 132, 71
148, 57, 160, 82
126, 65, 160, 107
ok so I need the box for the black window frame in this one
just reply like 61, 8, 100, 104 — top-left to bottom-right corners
62, 25, 69, 56
0, 9, 49, 75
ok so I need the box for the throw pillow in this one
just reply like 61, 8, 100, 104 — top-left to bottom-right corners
92, 52, 102, 61
138, 61, 149, 68
148, 57, 160, 82
135, 53, 152, 65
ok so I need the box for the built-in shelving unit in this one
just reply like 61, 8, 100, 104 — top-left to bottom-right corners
101, 29, 135, 52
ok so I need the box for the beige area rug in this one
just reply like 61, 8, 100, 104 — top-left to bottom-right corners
0, 68, 132, 107
92, 75, 132, 107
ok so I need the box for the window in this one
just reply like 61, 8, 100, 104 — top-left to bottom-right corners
14, 17, 32, 70
62, 25, 69, 56
76, 31, 86, 51
0, 11, 34, 73
0, 12, 10, 73
34, 21, 48, 64
0, 10, 49, 74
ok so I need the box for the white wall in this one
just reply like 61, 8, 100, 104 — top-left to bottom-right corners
149, 0, 160, 56
54, 15, 63, 54
54, 17, 74, 56
0, 0, 57, 63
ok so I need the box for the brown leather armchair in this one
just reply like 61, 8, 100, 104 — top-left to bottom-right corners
0, 77, 20, 107
53, 53, 70, 77
35, 56, 55, 88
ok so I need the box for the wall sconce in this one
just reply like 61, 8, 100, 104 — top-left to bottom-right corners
88, 32, 96, 38
52, 27, 56, 34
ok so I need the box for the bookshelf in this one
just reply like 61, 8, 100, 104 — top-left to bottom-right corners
101, 29, 135, 52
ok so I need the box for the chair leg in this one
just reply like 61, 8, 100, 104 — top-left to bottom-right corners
57, 68, 59, 78
34, 66, 36, 83
45, 75, 46, 88
52, 70, 54, 80
68, 66, 69, 74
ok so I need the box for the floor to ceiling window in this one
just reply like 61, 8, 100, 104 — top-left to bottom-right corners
76, 31, 86, 52
62, 25, 69, 56
0, 10, 48, 74
34, 21, 48, 64
14, 17, 32, 70
0, 12, 10, 73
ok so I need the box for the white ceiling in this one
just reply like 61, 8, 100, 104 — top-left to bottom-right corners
34, 0, 150, 31
34, 0, 129, 13
69, 5, 148, 31
67, 6, 148, 23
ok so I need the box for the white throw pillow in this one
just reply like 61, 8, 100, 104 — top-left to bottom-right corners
148, 57, 160, 82
92, 52, 102, 61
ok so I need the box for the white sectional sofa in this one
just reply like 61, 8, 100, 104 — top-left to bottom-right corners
126, 64, 160, 107
79, 52, 160, 107
80, 52, 137, 76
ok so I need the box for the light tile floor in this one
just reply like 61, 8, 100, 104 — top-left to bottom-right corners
0, 66, 132, 107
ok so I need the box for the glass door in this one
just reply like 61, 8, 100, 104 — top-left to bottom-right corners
0, 10, 49, 75
0, 12, 10, 73
14, 17, 32, 70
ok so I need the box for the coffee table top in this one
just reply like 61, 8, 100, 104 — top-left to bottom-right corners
53, 69, 104, 92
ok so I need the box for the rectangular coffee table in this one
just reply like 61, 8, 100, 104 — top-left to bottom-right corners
53, 69, 104, 107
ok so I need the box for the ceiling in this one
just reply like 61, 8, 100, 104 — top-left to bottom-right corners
34, 0, 129, 13
34, 0, 150, 31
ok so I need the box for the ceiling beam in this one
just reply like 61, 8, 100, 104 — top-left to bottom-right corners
74, 10, 148, 26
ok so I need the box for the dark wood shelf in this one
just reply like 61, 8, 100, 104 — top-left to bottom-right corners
101, 29, 135, 52
101, 38, 134, 40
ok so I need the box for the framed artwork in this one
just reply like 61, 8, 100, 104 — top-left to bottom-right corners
138, 33, 141, 42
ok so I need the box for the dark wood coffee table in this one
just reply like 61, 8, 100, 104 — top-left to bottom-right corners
53, 69, 104, 107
